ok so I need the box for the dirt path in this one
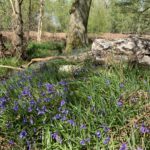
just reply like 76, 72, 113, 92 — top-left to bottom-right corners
2, 31, 150, 42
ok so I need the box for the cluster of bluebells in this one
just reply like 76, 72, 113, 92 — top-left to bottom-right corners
0, 66, 149, 149
0, 68, 70, 148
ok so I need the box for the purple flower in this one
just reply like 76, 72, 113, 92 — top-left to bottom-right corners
45, 83, 54, 93
37, 106, 47, 115
80, 140, 86, 145
103, 136, 110, 145
140, 124, 149, 134
80, 124, 86, 129
59, 80, 67, 86
26, 141, 31, 150
61, 116, 67, 121
13, 102, 19, 111
51, 132, 62, 143
61, 109, 69, 115
119, 143, 127, 150
0, 97, 6, 109
9, 140, 14, 145
53, 114, 61, 120
60, 100, 66, 107
28, 107, 32, 112
117, 101, 123, 107
44, 98, 50, 102
23, 117, 27, 123
80, 138, 90, 145
96, 131, 101, 138
29, 100, 36, 106
19, 130, 27, 139
22, 87, 31, 97
67, 119, 75, 126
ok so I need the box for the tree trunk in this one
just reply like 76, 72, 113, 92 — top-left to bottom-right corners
11, 0, 24, 58
37, 0, 44, 43
26, 0, 32, 41
66, 0, 92, 53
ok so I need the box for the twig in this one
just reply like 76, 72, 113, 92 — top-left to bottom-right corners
0, 65, 23, 71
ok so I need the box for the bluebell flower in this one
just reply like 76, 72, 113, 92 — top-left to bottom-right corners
9, 140, 14, 145
13, 102, 19, 111
53, 114, 61, 120
103, 136, 110, 145
61, 109, 69, 115
61, 116, 67, 121
45, 83, 54, 93
119, 143, 127, 150
80, 124, 86, 129
96, 131, 101, 138
44, 98, 50, 102
29, 100, 36, 106
19, 130, 27, 139
22, 87, 31, 97
67, 119, 75, 126
140, 124, 149, 134
51, 132, 62, 143
0, 97, 6, 109
59, 80, 67, 86
117, 101, 123, 107
60, 100, 66, 107
80, 140, 86, 145
26, 140, 31, 150
23, 117, 27, 124
28, 107, 32, 112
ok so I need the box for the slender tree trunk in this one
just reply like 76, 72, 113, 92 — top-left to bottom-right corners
26, 0, 32, 41
10, 0, 24, 58
37, 0, 44, 43
66, 0, 92, 53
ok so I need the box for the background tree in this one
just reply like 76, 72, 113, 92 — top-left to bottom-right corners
66, 0, 92, 53
37, 0, 45, 43
10, 0, 24, 58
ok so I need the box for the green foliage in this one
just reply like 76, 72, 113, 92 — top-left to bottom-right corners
27, 41, 65, 58
0, 57, 24, 78
0, 60, 149, 149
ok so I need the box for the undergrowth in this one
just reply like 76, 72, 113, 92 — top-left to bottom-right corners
0, 59, 149, 150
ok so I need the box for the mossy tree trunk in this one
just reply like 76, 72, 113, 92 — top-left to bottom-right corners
10, 0, 24, 58
66, 0, 92, 53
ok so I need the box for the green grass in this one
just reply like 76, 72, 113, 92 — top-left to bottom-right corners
0, 59, 149, 150
27, 41, 65, 59
0, 57, 24, 78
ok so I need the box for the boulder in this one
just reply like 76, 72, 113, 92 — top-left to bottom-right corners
92, 36, 150, 66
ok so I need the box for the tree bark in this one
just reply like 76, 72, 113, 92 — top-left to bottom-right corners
26, 0, 32, 41
37, 0, 44, 43
66, 0, 92, 53
10, 0, 24, 58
